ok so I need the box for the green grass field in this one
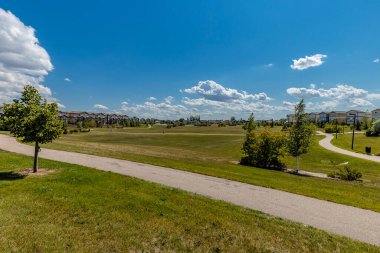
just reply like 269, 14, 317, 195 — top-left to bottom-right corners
32, 125, 380, 213
1, 151, 377, 252
331, 133, 380, 155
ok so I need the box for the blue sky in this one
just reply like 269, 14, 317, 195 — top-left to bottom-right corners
1, 0, 380, 119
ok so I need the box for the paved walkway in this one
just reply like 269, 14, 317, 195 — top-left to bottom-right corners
318, 131, 380, 163
0, 134, 380, 246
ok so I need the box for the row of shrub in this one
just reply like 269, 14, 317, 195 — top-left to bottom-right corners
324, 123, 344, 133
63, 128, 91, 134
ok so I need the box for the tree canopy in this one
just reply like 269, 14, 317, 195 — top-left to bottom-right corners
2, 85, 62, 172
287, 99, 315, 172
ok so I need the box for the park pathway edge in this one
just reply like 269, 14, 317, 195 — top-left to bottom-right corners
318, 131, 380, 163
0, 134, 380, 246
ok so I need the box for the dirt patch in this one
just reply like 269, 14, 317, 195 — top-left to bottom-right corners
18, 168, 57, 177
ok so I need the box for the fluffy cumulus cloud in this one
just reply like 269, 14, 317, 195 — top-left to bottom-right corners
0, 8, 56, 104
183, 80, 271, 102
290, 54, 327, 70
121, 100, 191, 119
64, 77, 71, 82
286, 84, 379, 108
373, 59, 379, 63
57, 103, 66, 109
121, 80, 275, 119
368, 93, 380, 100
164, 96, 174, 104
94, 104, 109, 110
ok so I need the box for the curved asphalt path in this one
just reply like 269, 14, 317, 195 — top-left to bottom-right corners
318, 131, 380, 163
0, 134, 380, 246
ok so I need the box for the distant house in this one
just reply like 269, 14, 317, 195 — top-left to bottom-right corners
372, 109, 380, 120
307, 112, 319, 123
318, 112, 329, 123
346, 110, 367, 125
329, 111, 346, 124
58, 111, 129, 125
287, 114, 296, 123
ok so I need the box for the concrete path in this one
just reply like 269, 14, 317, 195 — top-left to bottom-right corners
318, 131, 380, 163
0, 134, 380, 246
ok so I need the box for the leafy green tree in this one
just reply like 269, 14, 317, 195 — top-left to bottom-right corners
2, 85, 62, 172
286, 99, 315, 173
241, 127, 286, 169
243, 113, 256, 132
366, 119, 380, 136
62, 120, 69, 134
361, 116, 369, 130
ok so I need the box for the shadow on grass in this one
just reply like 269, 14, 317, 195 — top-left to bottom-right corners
0, 171, 26, 181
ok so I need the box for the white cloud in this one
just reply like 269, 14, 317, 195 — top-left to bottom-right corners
164, 96, 174, 104
287, 84, 378, 109
183, 80, 271, 102
57, 103, 66, 109
265, 63, 274, 67
290, 54, 327, 70
64, 77, 71, 82
373, 58, 379, 63
349, 98, 373, 107
119, 81, 275, 119
121, 100, 190, 119
287, 84, 368, 100
282, 101, 297, 110
121, 88, 276, 119
0, 8, 54, 104
368, 93, 380, 100
147, 96, 156, 101
94, 104, 109, 110
307, 101, 340, 110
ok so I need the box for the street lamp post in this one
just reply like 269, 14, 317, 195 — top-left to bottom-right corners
351, 115, 356, 150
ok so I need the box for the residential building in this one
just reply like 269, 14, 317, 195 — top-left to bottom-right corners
287, 114, 296, 123
346, 110, 367, 125
58, 111, 129, 125
372, 109, 380, 120
365, 111, 372, 122
329, 111, 346, 124
318, 112, 329, 123
307, 112, 319, 123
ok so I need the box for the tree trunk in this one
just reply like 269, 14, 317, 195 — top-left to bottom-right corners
33, 141, 39, 173
296, 156, 299, 174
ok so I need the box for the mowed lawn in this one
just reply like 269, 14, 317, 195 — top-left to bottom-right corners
1, 151, 378, 252
35, 125, 380, 212
331, 133, 380, 155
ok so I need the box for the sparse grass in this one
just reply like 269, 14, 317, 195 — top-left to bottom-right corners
1, 151, 377, 252
331, 133, 380, 155
26, 126, 380, 212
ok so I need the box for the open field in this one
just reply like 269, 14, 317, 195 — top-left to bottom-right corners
28, 125, 380, 212
1, 151, 377, 252
331, 133, 380, 155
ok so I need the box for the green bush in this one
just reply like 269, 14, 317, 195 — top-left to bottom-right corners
241, 127, 286, 169
328, 166, 362, 181
324, 123, 343, 133
366, 119, 380, 137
